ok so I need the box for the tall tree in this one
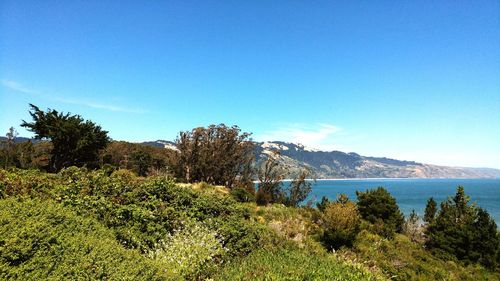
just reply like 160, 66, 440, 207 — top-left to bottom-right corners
21, 104, 109, 172
425, 186, 499, 269
283, 169, 313, 207
256, 151, 285, 205
1, 127, 18, 168
424, 197, 437, 223
175, 124, 254, 188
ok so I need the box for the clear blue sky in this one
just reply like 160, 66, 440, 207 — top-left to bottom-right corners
1, 1, 499, 168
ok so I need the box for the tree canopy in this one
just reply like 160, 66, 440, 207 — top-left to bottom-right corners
21, 104, 109, 171
425, 186, 499, 269
356, 187, 405, 237
175, 124, 254, 188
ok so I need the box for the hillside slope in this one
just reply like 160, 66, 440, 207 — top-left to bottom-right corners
253, 141, 500, 179
142, 140, 500, 179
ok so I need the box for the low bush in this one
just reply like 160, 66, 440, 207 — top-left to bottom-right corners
230, 187, 255, 202
148, 220, 226, 278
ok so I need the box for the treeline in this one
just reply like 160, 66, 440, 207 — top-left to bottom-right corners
1, 104, 313, 206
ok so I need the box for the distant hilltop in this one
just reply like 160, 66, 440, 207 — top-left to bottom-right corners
143, 140, 500, 179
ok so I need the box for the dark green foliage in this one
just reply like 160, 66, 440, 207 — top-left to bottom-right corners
131, 150, 153, 176
0, 197, 177, 280
316, 196, 330, 212
175, 124, 254, 188
230, 187, 255, 202
21, 104, 109, 172
350, 230, 499, 281
426, 186, 500, 269
424, 197, 437, 223
356, 187, 405, 237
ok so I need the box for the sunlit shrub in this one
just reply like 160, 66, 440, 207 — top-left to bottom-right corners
213, 243, 380, 281
321, 201, 361, 250
0, 197, 177, 280
148, 220, 226, 278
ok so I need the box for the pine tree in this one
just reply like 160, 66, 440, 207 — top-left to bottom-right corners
356, 187, 405, 237
425, 186, 499, 269
424, 197, 437, 223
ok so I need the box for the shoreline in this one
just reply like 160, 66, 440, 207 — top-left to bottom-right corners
253, 177, 499, 183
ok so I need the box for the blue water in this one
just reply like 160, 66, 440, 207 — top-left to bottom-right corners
307, 178, 500, 225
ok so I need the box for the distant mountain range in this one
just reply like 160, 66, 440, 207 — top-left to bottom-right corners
3, 137, 499, 178
143, 140, 500, 179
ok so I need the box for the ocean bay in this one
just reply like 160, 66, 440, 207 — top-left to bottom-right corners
308, 178, 500, 225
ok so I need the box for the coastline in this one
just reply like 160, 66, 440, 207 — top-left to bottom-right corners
252, 177, 499, 183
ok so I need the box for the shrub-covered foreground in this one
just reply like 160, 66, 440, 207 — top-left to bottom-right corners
214, 244, 380, 281
0, 168, 499, 280
0, 198, 177, 280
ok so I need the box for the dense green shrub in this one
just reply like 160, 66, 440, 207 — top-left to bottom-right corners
341, 230, 499, 281
356, 187, 404, 237
0, 197, 178, 280
0, 167, 270, 260
424, 197, 437, 223
322, 200, 361, 250
230, 187, 255, 202
214, 243, 381, 281
2, 168, 498, 280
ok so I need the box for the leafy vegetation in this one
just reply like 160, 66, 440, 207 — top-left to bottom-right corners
425, 186, 500, 269
21, 104, 109, 172
0, 197, 177, 280
321, 196, 361, 250
175, 124, 254, 188
338, 230, 498, 281
214, 244, 381, 281
356, 187, 405, 237
1, 105, 499, 280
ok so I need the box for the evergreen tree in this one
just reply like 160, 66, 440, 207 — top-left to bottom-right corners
426, 186, 499, 269
356, 187, 405, 237
131, 150, 153, 176
21, 104, 109, 172
424, 197, 437, 223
